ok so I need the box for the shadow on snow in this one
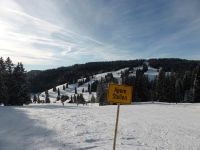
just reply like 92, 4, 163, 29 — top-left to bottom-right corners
0, 106, 88, 150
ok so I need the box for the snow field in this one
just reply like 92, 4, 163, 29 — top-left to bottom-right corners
1, 102, 200, 150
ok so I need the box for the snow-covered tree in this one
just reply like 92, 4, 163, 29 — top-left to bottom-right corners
96, 81, 108, 106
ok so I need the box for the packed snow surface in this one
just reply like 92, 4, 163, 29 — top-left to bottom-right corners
1, 102, 200, 150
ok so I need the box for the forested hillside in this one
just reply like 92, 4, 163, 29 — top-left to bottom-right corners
1, 56, 200, 105
28, 58, 200, 94
28, 59, 145, 93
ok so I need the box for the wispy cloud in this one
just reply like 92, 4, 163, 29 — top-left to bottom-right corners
0, 0, 199, 71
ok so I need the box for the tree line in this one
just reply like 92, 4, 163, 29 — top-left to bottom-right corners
28, 58, 199, 94
0, 57, 30, 105
28, 60, 145, 93
94, 63, 200, 103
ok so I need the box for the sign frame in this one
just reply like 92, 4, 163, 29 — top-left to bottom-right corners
107, 83, 133, 104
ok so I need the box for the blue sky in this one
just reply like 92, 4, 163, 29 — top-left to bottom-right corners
0, 0, 200, 71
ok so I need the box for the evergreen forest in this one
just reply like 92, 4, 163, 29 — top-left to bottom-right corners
1, 57, 200, 105
0, 57, 30, 105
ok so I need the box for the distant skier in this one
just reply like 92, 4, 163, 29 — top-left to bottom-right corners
62, 102, 64, 106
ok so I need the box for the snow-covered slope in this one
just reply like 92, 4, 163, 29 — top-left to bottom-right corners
131, 66, 160, 80
36, 66, 160, 103
1, 103, 200, 150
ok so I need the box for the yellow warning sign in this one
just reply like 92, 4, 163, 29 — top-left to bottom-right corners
107, 84, 133, 104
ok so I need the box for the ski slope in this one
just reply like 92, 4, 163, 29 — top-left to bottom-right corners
1, 102, 200, 150
36, 66, 160, 103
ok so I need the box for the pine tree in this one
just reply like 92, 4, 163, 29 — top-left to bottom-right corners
168, 74, 176, 103
33, 95, 37, 103
61, 95, 65, 103
45, 93, 50, 103
10, 62, 29, 105
45, 90, 48, 95
183, 71, 191, 94
136, 71, 148, 102
188, 88, 194, 102
66, 83, 68, 88
75, 87, 77, 94
63, 85, 65, 90
0, 58, 30, 105
175, 78, 183, 103
183, 90, 189, 102
96, 81, 108, 105
142, 63, 148, 72
193, 65, 200, 102
91, 94, 95, 103
53, 86, 56, 92
77, 94, 80, 104
37, 96, 41, 103
0, 57, 6, 72
80, 94, 85, 104
5, 57, 14, 75
5, 57, 14, 104
190, 69, 197, 89
70, 95, 73, 103
88, 83, 91, 93
85, 75, 90, 83
57, 96, 60, 101
74, 94, 77, 103
156, 69, 165, 101
0, 73, 8, 105
58, 88, 60, 96
133, 92, 139, 102
150, 76, 157, 102
161, 75, 168, 102
141, 75, 149, 101
0, 57, 8, 105
37, 94, 40, 103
